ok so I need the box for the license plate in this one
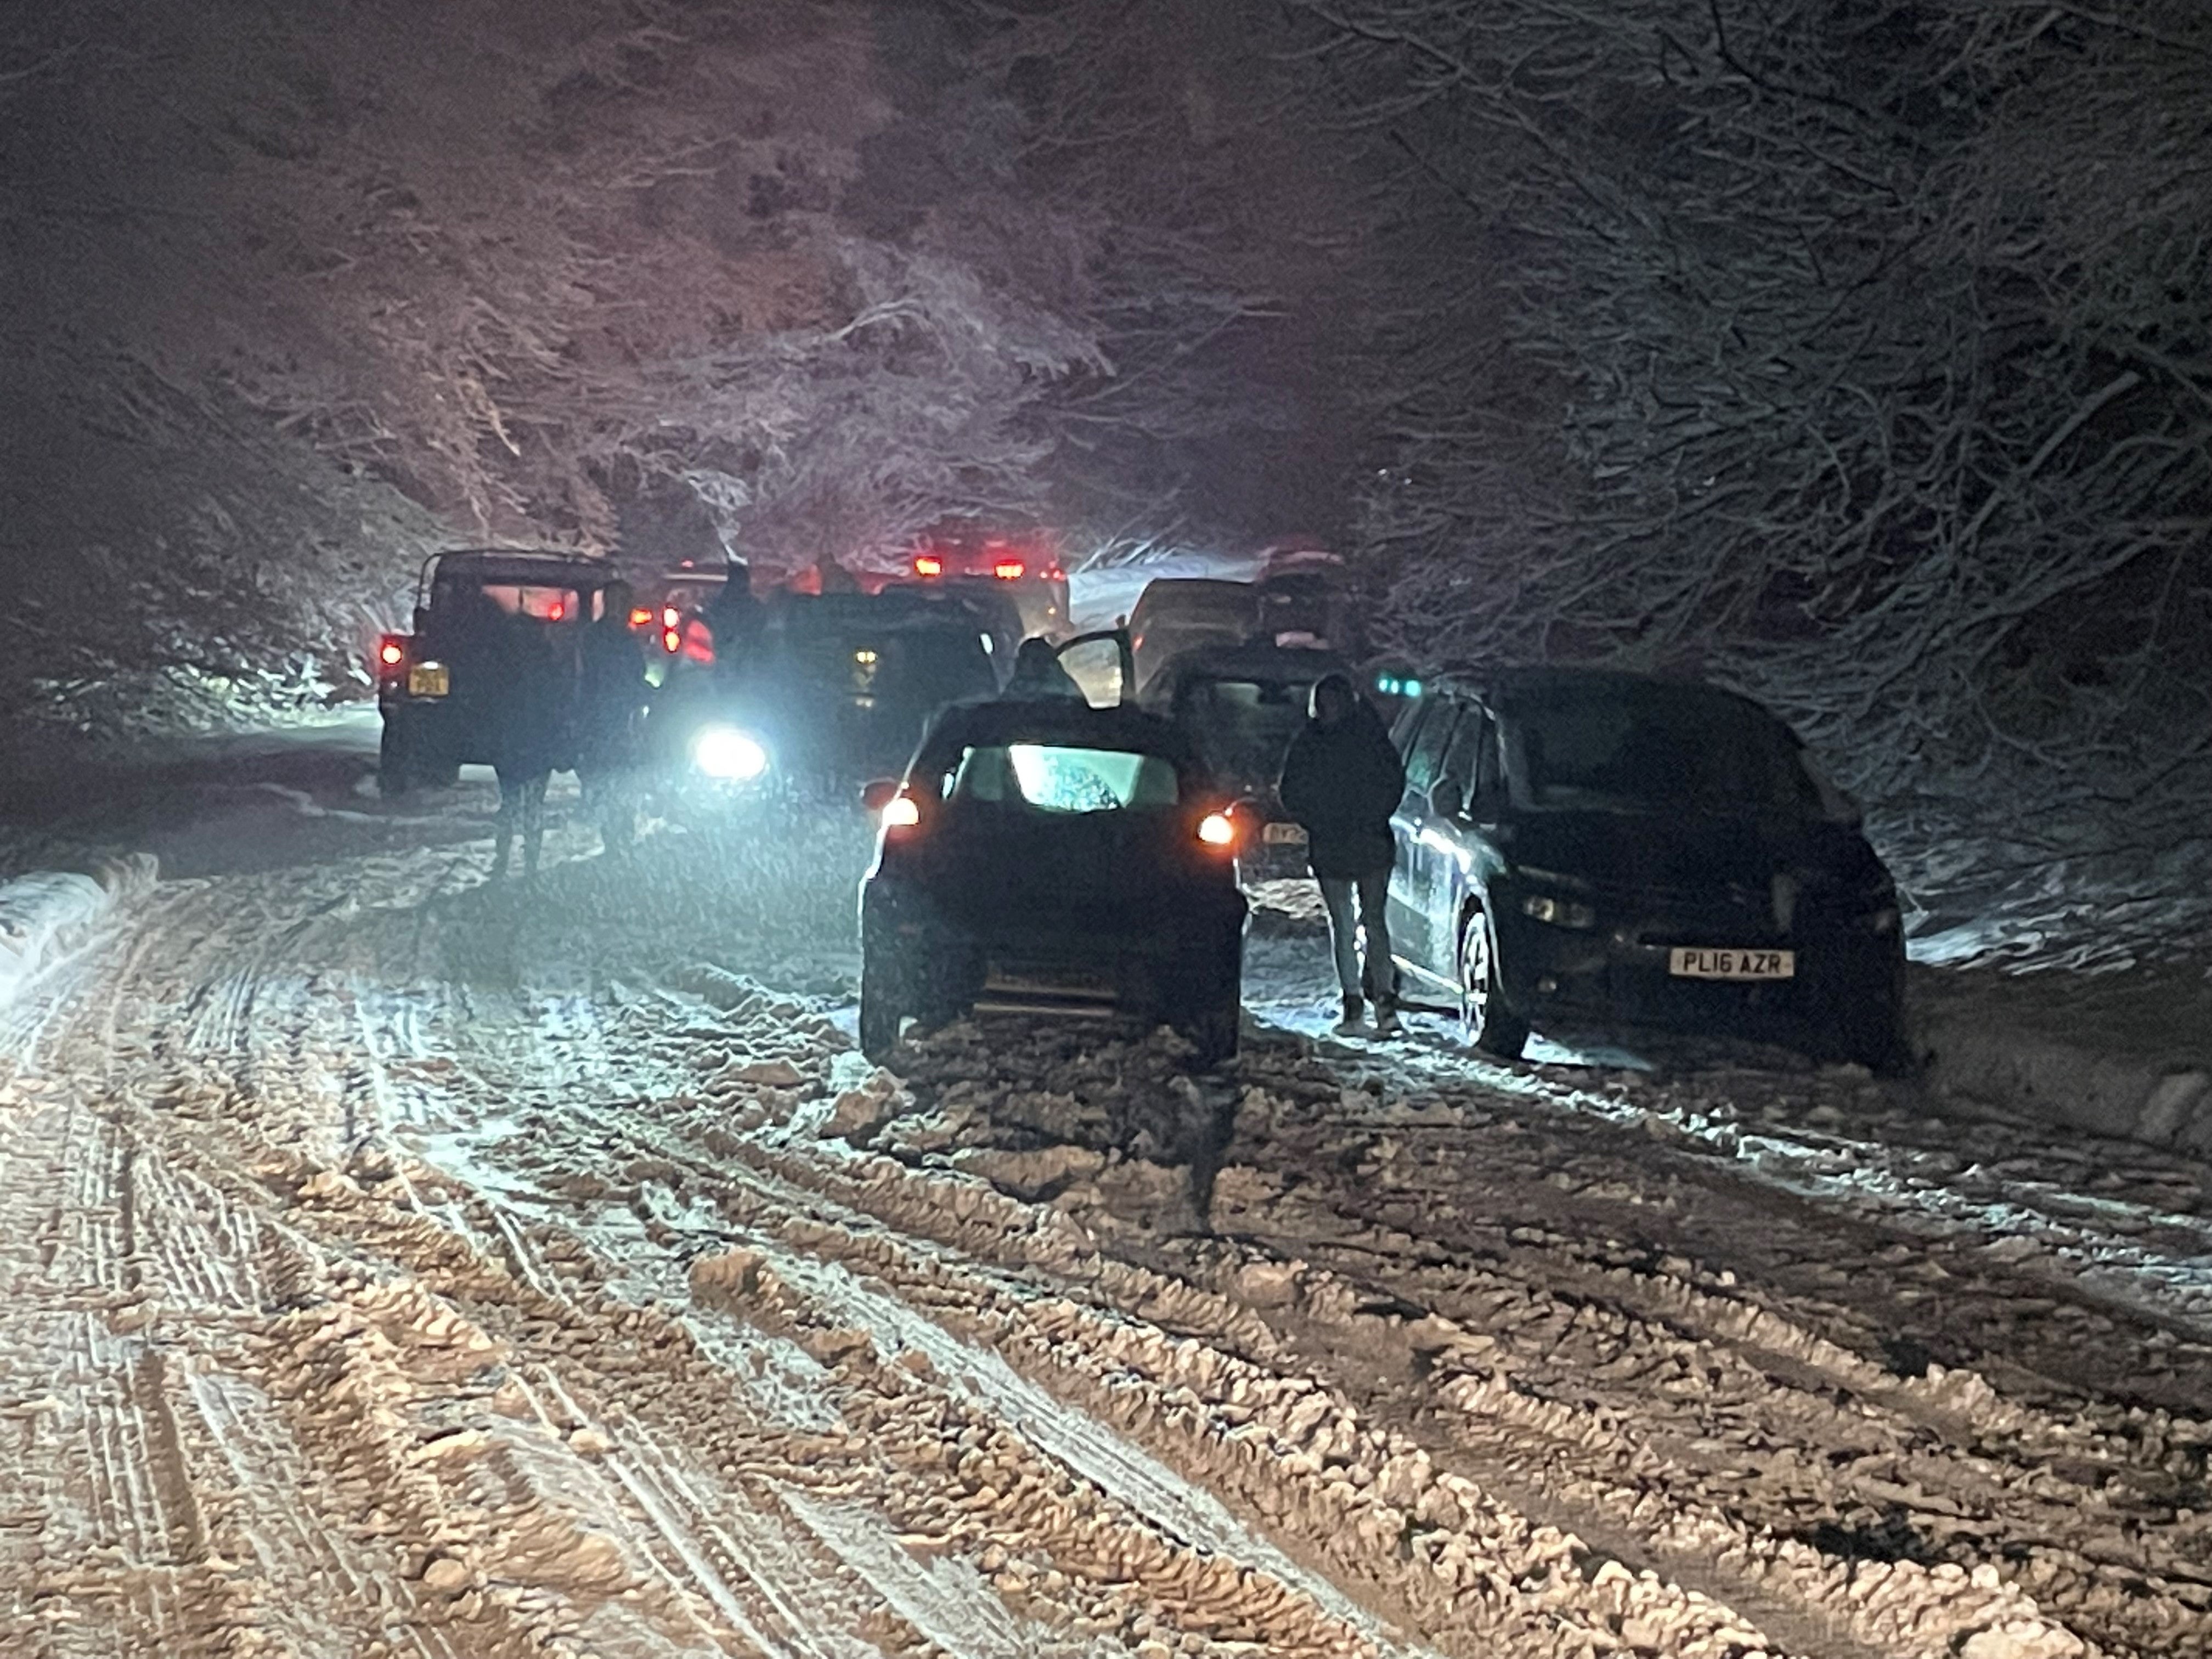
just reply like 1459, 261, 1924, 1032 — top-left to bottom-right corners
407, 662, 449, 698
1669, 947, 1795, 980
1262, 821, 1307, 845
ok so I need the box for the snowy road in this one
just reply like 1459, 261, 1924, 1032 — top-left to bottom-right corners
0, 736, 2206, 1658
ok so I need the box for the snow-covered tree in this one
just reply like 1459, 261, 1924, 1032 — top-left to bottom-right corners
1294, 0, 2212, 900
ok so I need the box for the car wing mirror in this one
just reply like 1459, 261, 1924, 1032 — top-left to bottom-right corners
1427, 780, 1464, 821
860, 778, 900, 812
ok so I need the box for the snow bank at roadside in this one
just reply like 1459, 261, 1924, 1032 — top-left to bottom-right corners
0, 854, 156, 1010
1913, 961, 2212, 1155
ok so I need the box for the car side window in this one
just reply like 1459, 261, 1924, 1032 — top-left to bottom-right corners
1471, 712, 1504, 805
1402, 702, 1460, 795
1439, 709, 1487, 793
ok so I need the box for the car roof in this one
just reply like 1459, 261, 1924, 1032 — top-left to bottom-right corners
1156, 641, 1346, 684
917, 698, 1199, 766
427, 548, 611, 586
766, 590, 997, 635
1131, 578, 1254, 610
1426, 664, 1785, 722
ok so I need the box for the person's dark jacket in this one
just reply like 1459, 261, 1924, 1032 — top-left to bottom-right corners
1000, 639, 1085, 701
575, 617, 648, 768
701, 570, 761, 664
1277, 701, 1406, 878
484, 617, 573, 778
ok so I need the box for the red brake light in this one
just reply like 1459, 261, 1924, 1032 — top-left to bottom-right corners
377, 637, 406, 668
662, 627, 681, 653
662, 606, 680, 628
1042, 564, 1065, 583
881, 793, 922, 830
628, 606, 652, 628
1197, 810, 1236, 850
992, 559, 1025, 582
913, 554, 944, 579
546, 601, 565, 621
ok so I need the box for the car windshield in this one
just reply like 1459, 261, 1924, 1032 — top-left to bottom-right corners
1175, 676, 1311, 785
1513, 685, 1824, 816
777, 623, 990, 701
950, 744, 1181, 813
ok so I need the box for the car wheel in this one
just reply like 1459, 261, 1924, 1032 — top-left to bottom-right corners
858, 950, 907, 1065
1459, 910, 1530, 1060
1177, 991, 1241, 1069
377, 723, 413, 797
1825, 988, 1914, 1077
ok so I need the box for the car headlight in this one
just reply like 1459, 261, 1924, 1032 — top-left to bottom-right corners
1521, 893, 1598, 929
692, 725, 769, 782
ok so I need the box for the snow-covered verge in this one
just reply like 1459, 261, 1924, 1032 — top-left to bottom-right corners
1912, 960, 2212, 1155
0, 853, 156, 1012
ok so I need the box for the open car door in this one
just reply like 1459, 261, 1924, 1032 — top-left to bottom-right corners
1051, 627, 1135, 708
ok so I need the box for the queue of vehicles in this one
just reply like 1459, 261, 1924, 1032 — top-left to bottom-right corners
376, 541, 1909, 1076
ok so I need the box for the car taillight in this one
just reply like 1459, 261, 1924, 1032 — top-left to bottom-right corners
913, 554, 944, 579
662, 627, 681, 653
1042, 564, 1065, 582
547, 601, 565, 621
662, 606, 680, 628
628, 606, 652, 628
1197, 810, 1236, 849
376, 636, 406, 668
881, 793, 921, 831
992, 558, 1025, 581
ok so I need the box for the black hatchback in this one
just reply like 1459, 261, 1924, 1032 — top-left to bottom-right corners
1385, 668, 1907, 1069
857, 697, 1248, 1067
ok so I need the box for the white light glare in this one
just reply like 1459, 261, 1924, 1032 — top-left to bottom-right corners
693, 725, 769, 782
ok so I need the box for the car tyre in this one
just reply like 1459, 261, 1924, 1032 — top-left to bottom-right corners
377, 722, 414, 797
1177, 989, 1241, 1069
1827, 986, 1915, 1078
1459, 910, 1530, 1060
858, 948, 907, 1065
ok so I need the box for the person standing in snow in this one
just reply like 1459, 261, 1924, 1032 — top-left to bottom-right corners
1277, 671, 1406, 1035
575, 579, 650, 857
998, 636, 1085, 701
699, 556, 762, 667
486, 610, 572, 883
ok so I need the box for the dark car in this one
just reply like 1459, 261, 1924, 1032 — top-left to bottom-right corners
375, 549, 626, 793
1385, 668, 1907, 1069
1254, 569, 1363, 658
899, 523, 1071, 642
1143, 640, 1351, 884
652, 588, 1001, 794
857, 695, 1248, 1067
1126, 578, 1258, 698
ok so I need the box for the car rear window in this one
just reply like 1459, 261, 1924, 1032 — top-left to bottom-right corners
951, 744, 1181, 812
1175, 676, 1311, 782
438, 582, 586, 622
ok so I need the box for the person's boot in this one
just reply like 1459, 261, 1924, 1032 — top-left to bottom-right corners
1372, 1001, 1401, 1037
1334, 995, 1365, 1035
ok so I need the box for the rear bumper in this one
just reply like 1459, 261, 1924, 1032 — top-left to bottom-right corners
380, 695, 494, 768
863, 883, 1246, 1016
